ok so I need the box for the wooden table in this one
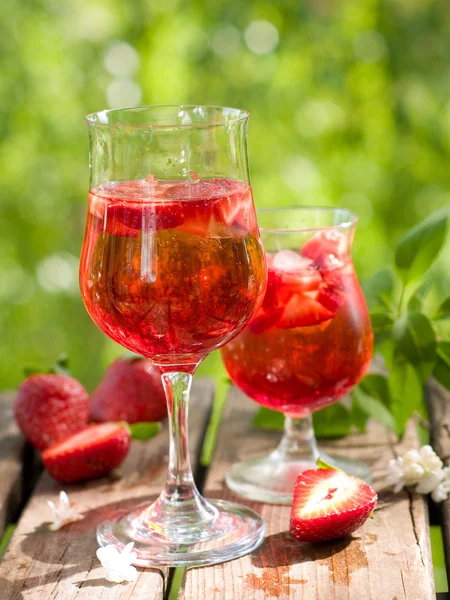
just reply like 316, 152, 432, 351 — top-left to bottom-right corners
0, 378, 448, 599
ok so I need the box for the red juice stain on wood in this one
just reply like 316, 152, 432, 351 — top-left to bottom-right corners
244, 568, 307, 598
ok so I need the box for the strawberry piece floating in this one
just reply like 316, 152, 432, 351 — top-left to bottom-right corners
290, 468, 377, 542
301, 230, 348, 268
277, 294, 334, 328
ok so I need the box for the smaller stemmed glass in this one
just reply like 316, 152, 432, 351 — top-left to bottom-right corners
221, 207, 373, 504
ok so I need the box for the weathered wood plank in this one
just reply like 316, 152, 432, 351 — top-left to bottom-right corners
428, 378, 450, 582
180, 386, 435, 600
0, 393, 29, 537
0, 378, 213, 600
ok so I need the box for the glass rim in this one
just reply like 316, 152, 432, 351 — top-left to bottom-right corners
84, 104, 250, 129
256, 206, 359, 233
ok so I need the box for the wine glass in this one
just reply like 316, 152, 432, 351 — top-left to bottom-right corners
221, 207, 374, 505
79, 105, 267, 566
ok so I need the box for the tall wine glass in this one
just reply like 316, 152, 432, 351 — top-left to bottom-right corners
221, 207, 373, 504
79, 106, 267, 566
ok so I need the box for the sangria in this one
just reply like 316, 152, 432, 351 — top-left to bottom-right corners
80, 106, 267, 566
221, 207, 373, 504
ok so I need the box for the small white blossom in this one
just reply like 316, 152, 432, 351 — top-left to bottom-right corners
47, 491, 84, 531
431, 467, 450, 503
387, 445, 443, 493
96, 542, 137, 583
386, 457, 423, 492
416, 469, 444, 495
417, 445, 443, 471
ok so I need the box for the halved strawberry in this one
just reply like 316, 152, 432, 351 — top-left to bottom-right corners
42, 422, 131, 483
301, 230, 348, 268
277, 293, 334, 328
290, 468, 377, 542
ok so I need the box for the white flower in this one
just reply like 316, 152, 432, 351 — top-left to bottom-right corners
417, 445, 443, 471
96, 542, 138, 583
416, 469, 444, 495
431, 467, 450, 503
386, 457, 423, 492
387, 445, 443, 493
47, 491, 84, 531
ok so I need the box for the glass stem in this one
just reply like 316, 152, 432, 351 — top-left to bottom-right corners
154, 371, 215, 525
276, 415, 319, 463
163, 371, 196, 495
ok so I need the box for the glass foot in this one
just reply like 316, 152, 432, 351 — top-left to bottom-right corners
226, 450, 372, 505
97, 498, 265, 567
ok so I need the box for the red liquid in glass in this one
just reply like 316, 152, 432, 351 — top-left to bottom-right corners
79, 178, 266, 367
221, 232, 373, 417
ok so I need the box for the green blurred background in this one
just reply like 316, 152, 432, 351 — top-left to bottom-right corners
1, 0, 449, 391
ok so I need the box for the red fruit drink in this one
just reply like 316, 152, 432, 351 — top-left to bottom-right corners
221, 230, 373, 417
79, 177, 266, 367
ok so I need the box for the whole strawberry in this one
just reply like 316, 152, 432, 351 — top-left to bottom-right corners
90, 357, 167, 424
42, 422, 131, 483
15, 374, 90, 450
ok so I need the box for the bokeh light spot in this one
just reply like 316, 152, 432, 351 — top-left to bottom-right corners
210, 25, 241, 58
244, 20, 279, 55
106, 79, 142, 109
353, 30, 387, 63
104, 41, 140, 77
36, 253, 79, 294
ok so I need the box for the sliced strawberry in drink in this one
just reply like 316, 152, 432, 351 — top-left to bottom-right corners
290, 468, 377, 542
277, 293, 334, 329
262, 269, 282, 310
248, 306, 284, 334
214, 184, 254, 230
301, 230, 348, 268
317, 285, 346, 313
106, 202, 185, 234
269, 250, 323, 306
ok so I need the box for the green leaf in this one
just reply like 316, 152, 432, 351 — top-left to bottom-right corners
370, 312, 394, 347
23, 363, 46, 377
52, 353, 71, 376
433, 342, 450, 390
252, 406, 284, 430
353, 386, 397, 434
393, 313, 437, 382
359, 374, 391, 408
388, 361, 423, 436
350, 394, 369, 432
394, 212, 448, 284
433, 297, 450, 321
407, 280, 432, 313
316, 457, 339, 470
129, 421, 161, 440
312, 403, 351, 439
362, 268, 397, 311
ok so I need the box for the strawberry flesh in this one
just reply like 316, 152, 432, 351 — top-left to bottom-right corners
42, 422, 131, 483
290, 469, 377, 542
277, 294, 334, 329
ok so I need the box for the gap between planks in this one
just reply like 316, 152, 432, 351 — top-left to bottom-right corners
0, 393, 38, 538
428, 378, 450, 585
0, 378, 214, 600
179, 385, 436, 600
